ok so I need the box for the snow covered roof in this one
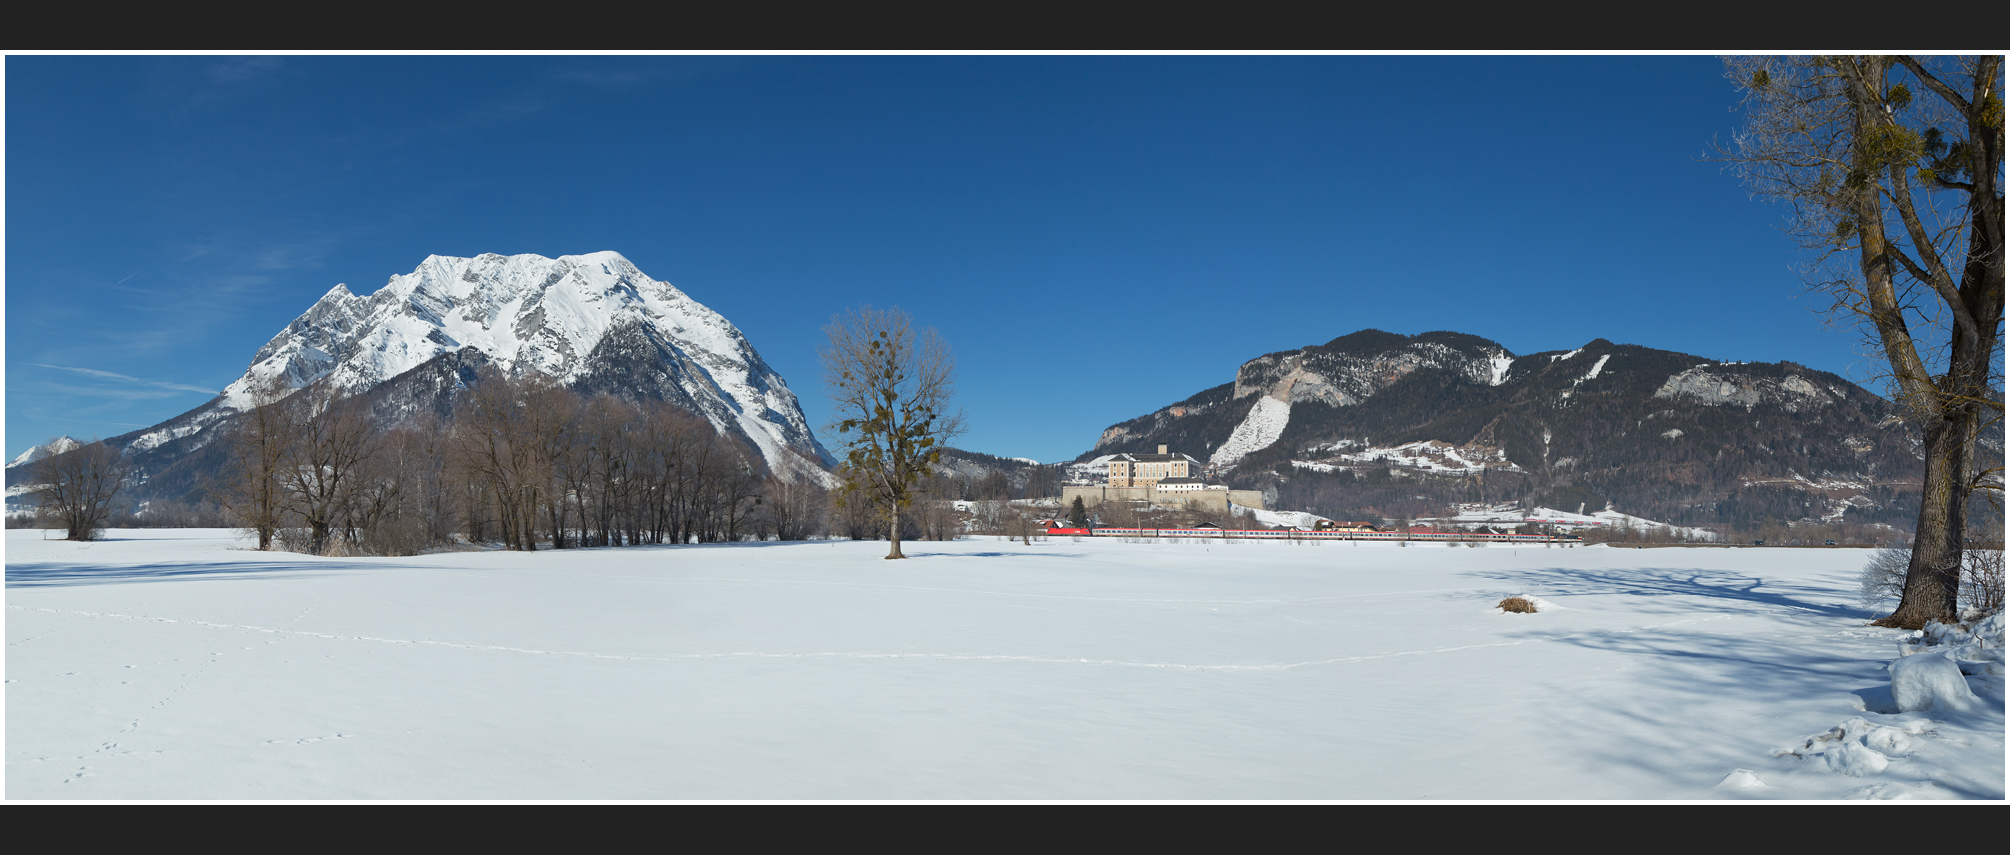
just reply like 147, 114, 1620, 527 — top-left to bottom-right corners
1112, 452, 1199, 463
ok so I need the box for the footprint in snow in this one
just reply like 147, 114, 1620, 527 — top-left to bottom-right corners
268, 733, 355, 745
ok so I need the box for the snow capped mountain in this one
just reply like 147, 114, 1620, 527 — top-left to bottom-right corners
115, 251, 832, 487
7, 436, 82, 470
3, 436, 85, 514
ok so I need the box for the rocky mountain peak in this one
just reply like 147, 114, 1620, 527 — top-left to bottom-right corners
95, 252, 832, 499
7, 436, 83, 470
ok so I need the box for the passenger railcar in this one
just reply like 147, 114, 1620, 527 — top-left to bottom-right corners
1045, 527, 1578, 544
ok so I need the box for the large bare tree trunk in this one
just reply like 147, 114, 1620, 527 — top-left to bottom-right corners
1881, 415, 1971, 627
887, 501, 905, 559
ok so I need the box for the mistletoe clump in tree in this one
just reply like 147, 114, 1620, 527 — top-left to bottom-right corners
822, 306, 965, 559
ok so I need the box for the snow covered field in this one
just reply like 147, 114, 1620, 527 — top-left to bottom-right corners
6, 529, 2001, 801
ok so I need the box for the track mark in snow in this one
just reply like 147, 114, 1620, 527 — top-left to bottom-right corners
675, 577, 1460, 606
16, 606, 182, 623
10, 606, 1737, 672
267, 733, 354, 746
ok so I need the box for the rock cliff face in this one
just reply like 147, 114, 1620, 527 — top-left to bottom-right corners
1079, 329, 1983, 529
1231, 330, 1515, 406
1652, 366, 1841, 412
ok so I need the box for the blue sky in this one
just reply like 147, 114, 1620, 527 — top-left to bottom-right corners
5, 55, 1887, 463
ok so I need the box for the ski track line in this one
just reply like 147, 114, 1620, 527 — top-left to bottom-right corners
333, 560, 1512, 606
655, 577, 1492, 605
10, 605, 1745, 672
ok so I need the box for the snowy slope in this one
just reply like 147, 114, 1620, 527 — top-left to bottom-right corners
188, 252, 830, 476
1229, 506, 1331, 530
1211, 396, 1290, 467
7, 530, 1998, 799
1294, 439, 1522, 477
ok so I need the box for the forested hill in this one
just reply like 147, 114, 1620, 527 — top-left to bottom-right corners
1076, 329, 2001, 530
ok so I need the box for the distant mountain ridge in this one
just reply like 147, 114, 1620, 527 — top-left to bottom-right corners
1079, 329, 1987, 529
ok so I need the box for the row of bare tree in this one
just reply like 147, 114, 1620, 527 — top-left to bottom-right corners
219, 370, 814, 555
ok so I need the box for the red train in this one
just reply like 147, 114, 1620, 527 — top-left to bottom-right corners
1041, 525, 1579, 544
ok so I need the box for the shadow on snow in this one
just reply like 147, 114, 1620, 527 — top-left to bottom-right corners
6, 560, 369, 588
1477, 565, 1864, 620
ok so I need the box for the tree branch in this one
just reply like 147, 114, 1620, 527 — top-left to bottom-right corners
1897, 56, 1973, 114
1880, 226, 1983, 347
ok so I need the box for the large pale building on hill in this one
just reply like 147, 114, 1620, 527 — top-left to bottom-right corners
1108, 446, 1203, 487
1067, 445, 1264, 513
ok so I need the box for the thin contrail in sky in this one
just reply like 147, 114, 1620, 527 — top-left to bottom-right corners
34, 364, 218, 395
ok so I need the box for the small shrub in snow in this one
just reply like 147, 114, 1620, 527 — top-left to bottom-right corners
1858, 546, 1910, 610
1961, 549, 2003, 615
361, 515, 431, 557
274, 527, 315, 554
1498, 596, 1538, 614
1860, 545, 2003, 616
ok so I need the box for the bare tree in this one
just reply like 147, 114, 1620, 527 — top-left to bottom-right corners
1720, 55, 2004, 628
31, 439, 127, 541
1099, 497, 1137, 529
707, 434, 768, 542
1031, 465, 1063, 500
914, 472, 962, 541
1005, 504, 1036, 545
831, 464, 885, 540
972, 470, 1011, 501
341, 422, 455, 556
761, 469, 828, 541
518, 376, 580, 549
396, 410, 460, 548
577, 394, 639, 547
217, 375, 292, 550
963, 498, 997, 534
452, 369, 548, 551
275, 385, 378, 555
820, 306, 965, 559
